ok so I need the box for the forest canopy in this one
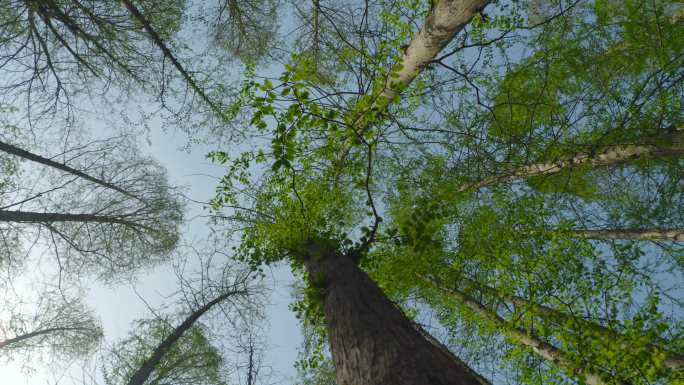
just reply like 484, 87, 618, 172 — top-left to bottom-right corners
0, 1, 682, 385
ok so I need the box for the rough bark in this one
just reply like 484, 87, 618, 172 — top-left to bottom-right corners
339, 0, 491, 160
419, 277, 608, 385
0, 140, 137, 199
571, 229, 684, 242
304, 246, 489, 385
422, 274, 684, 372
455, 131, 684, 193
125, 290, 244, 385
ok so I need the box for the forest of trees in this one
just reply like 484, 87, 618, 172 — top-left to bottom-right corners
1, 0, 683, 384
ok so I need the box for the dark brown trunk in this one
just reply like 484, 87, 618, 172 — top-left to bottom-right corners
0, 140, 137, 199
304, 248, 489, 385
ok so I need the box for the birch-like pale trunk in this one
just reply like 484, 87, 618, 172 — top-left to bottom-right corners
571, 229, 684, 242
456, 131, 684, 193
421, 276, 610, 385
421, 274, 684, 372
338, 0, 491, 161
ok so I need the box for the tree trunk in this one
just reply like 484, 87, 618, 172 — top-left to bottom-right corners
421, 273, 684, 372
571, 229, 684, 242
456, 131, 684, 193
338, 0, 490, 160
0, 327, 91, 349
120, 0, 228, 123
419, 276, 609, 385
0, 140, 137, 199
366, 0, 491, 116
0, 209, 142, 228
125, 289, 245, 385
303, 246, 489, 385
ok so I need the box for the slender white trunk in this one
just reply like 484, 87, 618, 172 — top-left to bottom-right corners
421, 275, 610, 385
369, 0, 491, 115
456, 131, 684, 193
424, 273, 684, 372
339, 0, 491, 160
572, 229, 684, 242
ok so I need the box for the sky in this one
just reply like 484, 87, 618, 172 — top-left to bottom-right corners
4, 2, 682, 384
2, 104, 303, 385
2, 2, 307, 383
140, 124, 304, 383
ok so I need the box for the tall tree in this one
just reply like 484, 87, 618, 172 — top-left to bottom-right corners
1, 0, 682, 384
451, 130, 684, 194
421, 273, 684, 373
0, 133, 183, 281
0, 0, 186, 116
104, 317, 228, 385
0, 289, 102, 364
207, 0, 684, 383
0, 139, 141, 199
103, 250, 264, 385
211, 1, 501, 384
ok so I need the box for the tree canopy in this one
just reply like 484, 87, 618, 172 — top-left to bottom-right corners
1, 1, 682, 384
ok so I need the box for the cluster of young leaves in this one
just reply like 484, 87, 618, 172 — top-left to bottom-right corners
370, 170, 684, 384
290, 280, 331, 375
486, 0, 684, 158
209, 33, 412, 271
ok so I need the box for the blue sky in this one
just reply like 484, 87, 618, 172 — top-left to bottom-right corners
2, 115, 303, 385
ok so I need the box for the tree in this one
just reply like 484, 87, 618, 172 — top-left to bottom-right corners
210, 1, 499, 384
103, 317, 228, 385
210, 0, 280, 63
361, 1, 684, 382
0, 139, 142, 199
103, 249, 265, 385
1, 0, 682, 384
211, 0, 684, 383
421, 273, 684, 373
451, 129, 684, 194
0, 288, 102, 364
570, 228, 684, 242
0, 0, 186, 117
0, 132, 183, 281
